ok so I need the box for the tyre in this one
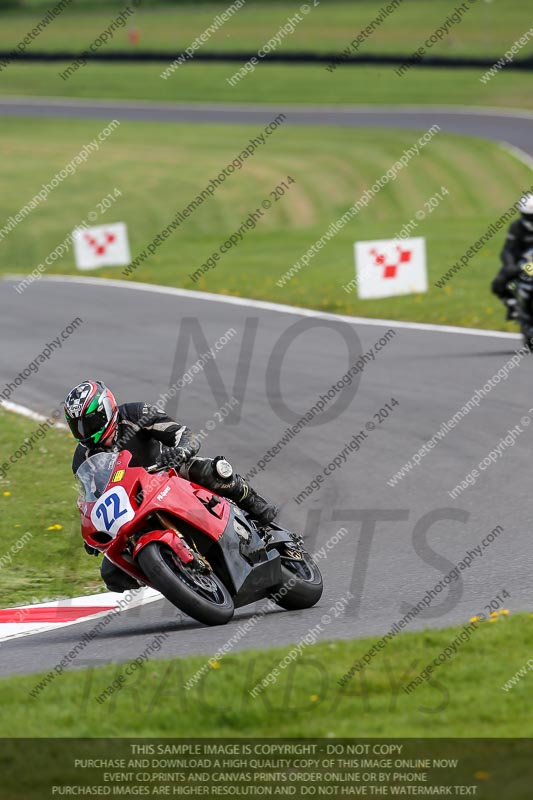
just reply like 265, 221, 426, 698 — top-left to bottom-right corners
523, 328, 533, 352
269, 547, 323, 610
137, 542, 234, 626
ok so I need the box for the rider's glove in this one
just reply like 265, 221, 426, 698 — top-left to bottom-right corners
84, 542, 100, 557
157, 445, 193, 470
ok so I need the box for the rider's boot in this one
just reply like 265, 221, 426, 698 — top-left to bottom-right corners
211, 458, 278, 526
505, 298, 518, 320
234, 478, 278, 526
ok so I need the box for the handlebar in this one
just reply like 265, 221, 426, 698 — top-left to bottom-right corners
146, 464, 164, 474
145, 462, 184, 474
146, 455, 189, 474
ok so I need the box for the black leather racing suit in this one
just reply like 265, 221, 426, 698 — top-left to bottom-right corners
72, 402, 276, 592
492, 218, 533, 300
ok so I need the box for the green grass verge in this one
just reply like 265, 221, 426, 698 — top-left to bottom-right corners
0, 0, 530, 57
0, 2, 532, 110
1, 62, 533, 111
1, 117, 528, 330
3, 611, 531, 737
0, 407, 102, 605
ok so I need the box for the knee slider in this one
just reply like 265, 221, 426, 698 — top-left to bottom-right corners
213, 456, 233, 480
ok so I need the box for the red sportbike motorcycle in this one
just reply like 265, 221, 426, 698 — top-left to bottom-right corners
76, 450, 323, 626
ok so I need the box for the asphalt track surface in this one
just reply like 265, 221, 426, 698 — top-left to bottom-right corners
1, 99, 533, 160
0, 99, 532, 678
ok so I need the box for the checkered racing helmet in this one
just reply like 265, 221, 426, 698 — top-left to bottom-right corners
64, 380, 118, 447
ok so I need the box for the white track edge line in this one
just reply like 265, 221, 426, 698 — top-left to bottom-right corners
0, 399, 67, 428
7, 274, 521, 340
500, 141, 533, 173
0, 593, 163, 644
1, 98, 533, 121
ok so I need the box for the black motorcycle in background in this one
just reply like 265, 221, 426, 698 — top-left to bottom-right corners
512, 249, 533, 351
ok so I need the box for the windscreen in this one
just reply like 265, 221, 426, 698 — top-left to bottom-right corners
76, 452, 119, 502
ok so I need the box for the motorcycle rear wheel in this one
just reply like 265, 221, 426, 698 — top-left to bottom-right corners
137, 542, 234, 626
522, 329, 533, 352
269, 547, 323, 610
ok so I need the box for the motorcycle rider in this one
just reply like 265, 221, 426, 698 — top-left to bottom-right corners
65, 380, 277, 592
492, 193, 533, 320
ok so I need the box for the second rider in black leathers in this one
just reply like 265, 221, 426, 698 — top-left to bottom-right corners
492, 194, 533, 319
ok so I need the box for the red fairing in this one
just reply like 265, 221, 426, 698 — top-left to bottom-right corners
132, 530, 194, 563
142, 473, 229, 538
77, 450, 230, 586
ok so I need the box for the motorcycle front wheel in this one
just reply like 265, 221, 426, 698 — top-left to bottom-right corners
137, 542, 234, 626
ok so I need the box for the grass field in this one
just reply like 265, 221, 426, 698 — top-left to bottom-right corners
0, 407, 102, 606
0, 1, 532, 110
0, 0, 530, 56
2, 610, 531, 739
1, 62, 533, 110
1, 117, 529, 330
